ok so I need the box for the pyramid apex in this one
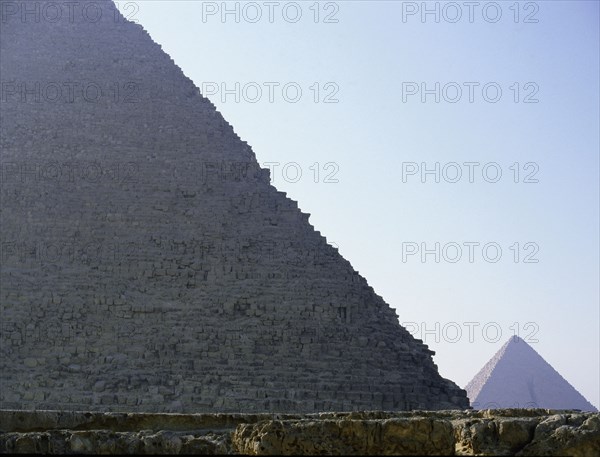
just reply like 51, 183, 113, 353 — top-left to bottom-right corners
505, 334, 527, 345
504, 335, 528, 348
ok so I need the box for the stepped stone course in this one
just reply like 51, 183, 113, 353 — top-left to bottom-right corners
0, 0, 467, 412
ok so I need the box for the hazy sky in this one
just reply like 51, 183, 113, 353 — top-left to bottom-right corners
127, 0, 599, 408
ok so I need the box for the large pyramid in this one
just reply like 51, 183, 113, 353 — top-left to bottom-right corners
466, 336, 597, 411
0, 0, 468, 412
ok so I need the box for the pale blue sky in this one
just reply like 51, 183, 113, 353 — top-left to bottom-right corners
128, 0, 599, 408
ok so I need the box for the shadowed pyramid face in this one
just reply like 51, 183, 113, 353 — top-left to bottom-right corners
0, 0, 468, 412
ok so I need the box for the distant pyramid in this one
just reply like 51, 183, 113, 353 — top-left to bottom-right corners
0, 0, 468, 412
466, 336, 597, 411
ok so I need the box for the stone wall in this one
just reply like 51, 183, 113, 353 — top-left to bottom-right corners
0, 0, 467, 412
1, 409, 598, 455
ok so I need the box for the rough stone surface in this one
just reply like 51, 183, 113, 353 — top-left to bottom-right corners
1, 409, 598, 455
233, 417, 456, 455
0, 0, 467, 412
466, 337, 597, 411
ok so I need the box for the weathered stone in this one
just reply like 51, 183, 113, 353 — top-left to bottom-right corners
0, 409, 598, 455
92, 381, 106, 393
453, 417, 538, 455
0, 0, 467, 412
518, 414, 600, 457
23, 358, 37, 368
